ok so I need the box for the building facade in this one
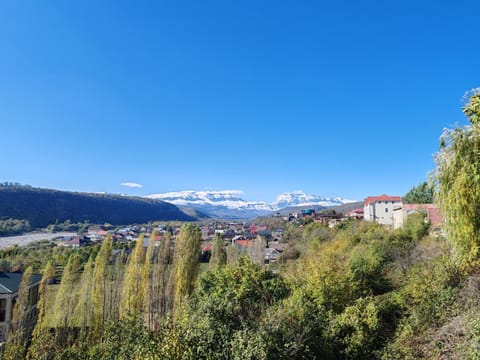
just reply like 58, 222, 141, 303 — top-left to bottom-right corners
364, 195, 403, 228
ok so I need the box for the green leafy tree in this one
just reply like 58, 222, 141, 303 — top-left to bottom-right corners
121, 235, 146, 317
3, 267, 34, 360
73, 255, 94, 330
434, 88, 480, 263
403, 181, 434, 204
210, 233, 227, 270
27, 261, 56, 360
92, 235, 113, 330
173, 224, 201, 311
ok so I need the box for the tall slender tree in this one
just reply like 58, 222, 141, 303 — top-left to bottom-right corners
173, 224, 201, 311
210, 233, 227, 270
3, 267, 34, 360
158, 231, 174, 316
73, 255, 94, 331
27, 261, 56, 360
92, 235, 113, 330
121, 234, 146, 317
143, 230, 157, 328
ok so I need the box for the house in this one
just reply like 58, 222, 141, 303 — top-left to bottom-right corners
264, 248, 282, 264
364, 195, 403, 228
346, 208, 364, 219
0, 272, 42, 343
301, 209, 316, 218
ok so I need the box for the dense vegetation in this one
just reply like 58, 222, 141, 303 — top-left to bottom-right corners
0, 185, 195, 228
403, 181, 435, 204
3, 91, 480, 359
0, 219, 30, 236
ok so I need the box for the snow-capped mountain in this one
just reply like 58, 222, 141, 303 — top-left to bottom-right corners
272, 190, 355, 209
145, 190, 355, 219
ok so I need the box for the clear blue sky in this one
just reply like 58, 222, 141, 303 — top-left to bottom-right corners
1, 1, 479, 202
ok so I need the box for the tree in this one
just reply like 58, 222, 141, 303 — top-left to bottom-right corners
210, 233, 227, 270
157, 231, 173, 316
403, 181, 434, 204
434, 89, 480, 263
3, 267, 34, 360
173, 224, 201, 311
121, 235, 146, 317
54, 254, 81, 344
73, 255, 94, 331
92, 235, 113, 330
143, 231, 156, 328
27, 262, 56, 360
248, 236, 266, 266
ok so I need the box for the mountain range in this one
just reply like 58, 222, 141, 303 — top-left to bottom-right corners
145, 190, 356, 219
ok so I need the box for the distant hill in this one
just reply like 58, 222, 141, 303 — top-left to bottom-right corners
328, 201, 364, 215
0, 185, 196, 228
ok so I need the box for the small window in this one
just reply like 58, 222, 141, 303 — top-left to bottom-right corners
385, 208, 388, 212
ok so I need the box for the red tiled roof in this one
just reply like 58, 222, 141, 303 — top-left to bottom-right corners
236, 240, 252, 247
364, 195, 402, 206
348, 208, 364, 214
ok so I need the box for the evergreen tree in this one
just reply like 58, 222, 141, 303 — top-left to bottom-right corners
403, 181, 434, 204
121, 234, 146, 317
210, 233, 227, 270
173, 224, 201, 311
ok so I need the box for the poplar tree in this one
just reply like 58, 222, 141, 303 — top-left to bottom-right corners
158, 231, 174, 316
92, 235, 112, 330
54, 254, 81, 343
248, 236, 266, 266
210, 233, 227, 270
143, 231, 157, 328
27, 261, 56, 360
121, 234, 146, 317
173, 224, 201, 310
434, 89, 480, 264
73, 255, 94, 331
3, 267, 33, 360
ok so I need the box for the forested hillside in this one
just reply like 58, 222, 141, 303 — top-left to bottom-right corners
0, 185, 195, 228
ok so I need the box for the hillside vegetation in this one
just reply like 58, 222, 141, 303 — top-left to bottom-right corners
3, 91, 480, 359
0, 185, 195, 228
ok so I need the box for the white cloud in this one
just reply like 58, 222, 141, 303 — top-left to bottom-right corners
120, 182, 143, 188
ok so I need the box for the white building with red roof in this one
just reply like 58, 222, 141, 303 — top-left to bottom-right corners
364, 194, 403, 228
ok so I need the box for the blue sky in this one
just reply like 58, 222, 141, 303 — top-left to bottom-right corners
1, 1, 479, 202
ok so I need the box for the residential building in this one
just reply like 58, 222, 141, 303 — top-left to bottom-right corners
364, 195, 403, 228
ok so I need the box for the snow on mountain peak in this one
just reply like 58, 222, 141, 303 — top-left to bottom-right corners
145, 189, 355, 219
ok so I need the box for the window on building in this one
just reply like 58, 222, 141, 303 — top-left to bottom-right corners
0, 299, 6, 322
385, 208, 389, 212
